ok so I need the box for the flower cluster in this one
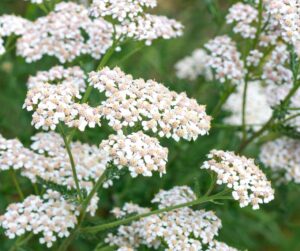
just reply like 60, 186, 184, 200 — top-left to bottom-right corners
0, 15, 30, 55
100, 131, 168, 177
202, 150, 274, 209
111, 203, 150, 219
90, 0, 183, 45
264, 0, 300, 55
106, 186, 238, 251
89, 67, 211, 141
204, 36, 246, 84
0, 190, 78, 248
0, 132, 109, 214
175, 49, 212, 81
26, 65, 86, 90
224, 81, 272, 130
262, 43, 300, 130
17, 2, 113, 63
226, 3, 258, 39
152, 185, 196, 208
23, 66, 101, 132
246, 49, 263, 67
260, 137, 300, 184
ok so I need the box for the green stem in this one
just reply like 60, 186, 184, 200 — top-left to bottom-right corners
58, 124, 83, 202
282, 112, 300, 123
238, 80, 300, 152
57, 170, 108, 251
81, 190, 232, 234
9, 168, 24, 200
212, 83, 236, 118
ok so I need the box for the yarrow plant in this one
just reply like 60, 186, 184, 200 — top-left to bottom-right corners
3, 0, 300, 250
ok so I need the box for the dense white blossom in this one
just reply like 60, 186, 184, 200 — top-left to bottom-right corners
226, 3, 258, 39
246, 49, 263, 67
264, 0, 300, 55
17, 2, 113, 63
224, 81, 272, 130
0, 15, 30, 55
204, 36, 246, 85
175, 49, 212, 81
106, 186, 238, 251
202, 150, 274, 209
100, 131, 168, 177
90, 0, 183, 45
260, 137, 300, 184
0, 132, 109, 215
263, 43, 300, 130
89, 67, 211, 141
0, 190, 78, 248
24, 66, 101, 132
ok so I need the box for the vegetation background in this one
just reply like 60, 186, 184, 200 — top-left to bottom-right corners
0, 0, 300, 250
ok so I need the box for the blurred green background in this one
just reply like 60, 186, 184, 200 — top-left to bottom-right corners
1, 0, 300, 250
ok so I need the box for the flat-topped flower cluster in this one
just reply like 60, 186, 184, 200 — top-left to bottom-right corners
202, 150, 275, 209
0, 1, 183, 62
105, 186, 239, 251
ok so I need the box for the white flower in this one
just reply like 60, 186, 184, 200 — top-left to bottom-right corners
260, 137, 300, 184
204, 36, 246, 85
175, 49, 213, 81
105, 186, 236, 251
100, 131, 168, 177
17, 2, 113, 63
89, 67, 211, 141
0, 190, 79, 248
226, 3, 258, 39
202, 150, 275, 209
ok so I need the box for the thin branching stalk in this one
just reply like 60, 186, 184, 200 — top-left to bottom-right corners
212, 83, 236, 117
9, 168, 24, 200
81, 190, 232, 234
239, 80, 300, 152
59, 124, 83, 202
57, 169, 109, 251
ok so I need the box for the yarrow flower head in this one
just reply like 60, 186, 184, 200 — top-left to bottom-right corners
202, 150, 274, 209
89, 67, 211, 141
226, 3, 258, 39
260, 137, 300, 184
264, 0, 300, 55
100, 131, 168, 177
17, 2, 113, 63
204, 36, 246, 85
175, 49, 213, 81
0, 15, 30, 55
263, 43, 300, 130
0, 132, 109, 215
105, 186, 238, 251
0, 190, 78, 248
23, 66, 101, 132
90, 0, 183, 46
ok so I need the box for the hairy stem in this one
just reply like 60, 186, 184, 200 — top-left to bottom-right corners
81, 190, 232, 234
9, 168, 24, 200
59, 124, 83, 202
